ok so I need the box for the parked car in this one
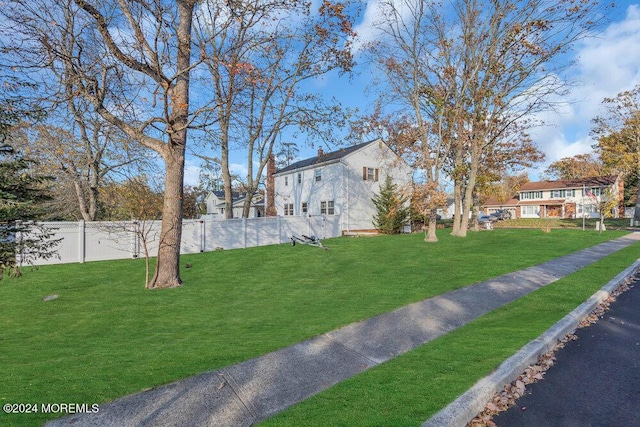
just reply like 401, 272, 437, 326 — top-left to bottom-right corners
490, 209, 512, 220
478, 214, 497, 224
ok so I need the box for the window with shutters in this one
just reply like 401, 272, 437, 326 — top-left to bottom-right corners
363, 167, 379, 181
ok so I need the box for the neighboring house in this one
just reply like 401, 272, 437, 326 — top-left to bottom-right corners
482, 175, 624, 219
436, 198, 455, 220
203, 191, 265, 219
270, 139, 413, 232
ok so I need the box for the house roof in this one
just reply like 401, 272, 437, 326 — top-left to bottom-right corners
274, 139, 381, 175
483, 196, 520, 207
518, 175, 618, 192
208, 191, 263, 205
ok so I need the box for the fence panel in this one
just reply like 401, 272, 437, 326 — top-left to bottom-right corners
84, 222, 138, 262
32, 222, 81, 265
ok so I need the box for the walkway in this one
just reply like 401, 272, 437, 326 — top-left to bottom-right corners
48, 233, 640, 427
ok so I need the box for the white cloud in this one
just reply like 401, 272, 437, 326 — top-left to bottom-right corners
528, 3, 640, 177
230, 163, 249, 178
184, 160, 201, 187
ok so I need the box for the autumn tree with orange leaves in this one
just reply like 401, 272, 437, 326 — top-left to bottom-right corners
592, 84, 640, 220
543, 154, 604, 181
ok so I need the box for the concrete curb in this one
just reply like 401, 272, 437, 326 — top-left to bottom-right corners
422, 259, 640, 427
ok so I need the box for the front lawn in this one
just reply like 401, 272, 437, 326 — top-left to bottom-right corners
493, 217, 634, 229
264, 240, 640, 426
0, 229, 632, 425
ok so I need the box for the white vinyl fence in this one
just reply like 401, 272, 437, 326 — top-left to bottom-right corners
23, 215, 341, 266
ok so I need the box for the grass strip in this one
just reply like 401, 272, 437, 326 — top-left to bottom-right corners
263, 242, 640, 426
0, 229, 631, 425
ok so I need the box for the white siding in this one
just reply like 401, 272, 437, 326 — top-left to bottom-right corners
273, 140, 412, 232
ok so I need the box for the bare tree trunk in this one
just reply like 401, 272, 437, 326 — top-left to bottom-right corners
72, 180, 92, 222
424, 209, 438, 242
459, 148, 480, 237
148, 144, 185, 289
146, 0, 193, 289
451, 179, 464, 236
634, 182, 640, 221
219, 128, 234, 219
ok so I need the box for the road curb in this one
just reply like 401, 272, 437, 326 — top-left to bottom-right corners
422, 259, 640, 427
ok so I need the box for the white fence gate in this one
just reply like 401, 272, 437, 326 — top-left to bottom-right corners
24, 216, 342, 266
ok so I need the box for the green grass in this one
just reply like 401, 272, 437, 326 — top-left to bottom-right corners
0, 229, 634, 425
493, 217, 634, 229
264, 242, 640, 426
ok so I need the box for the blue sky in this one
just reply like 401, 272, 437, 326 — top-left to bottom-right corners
184, 1, 640, 187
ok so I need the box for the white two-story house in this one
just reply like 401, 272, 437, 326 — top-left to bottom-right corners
482, 175, 624, 219
270, 139, 413, 232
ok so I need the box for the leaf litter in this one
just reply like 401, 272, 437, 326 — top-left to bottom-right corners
467, 276, 635, 427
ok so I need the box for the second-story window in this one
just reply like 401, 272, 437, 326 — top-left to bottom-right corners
363, 167, 379, 181
315, 169, 322, 182
298, 173, 302, 184
284, 176, 289, 186
551, 189, 576, 198
521, 191, 543, 200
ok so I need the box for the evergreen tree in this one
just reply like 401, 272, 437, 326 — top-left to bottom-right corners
372, 176, 410, 234
1, 89, 58, 278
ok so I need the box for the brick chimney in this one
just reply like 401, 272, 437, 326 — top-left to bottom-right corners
317, 147, 324, 160
266, 154, 277, 216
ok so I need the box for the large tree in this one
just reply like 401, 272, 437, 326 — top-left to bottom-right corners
543, 153, 603, 180
366, 0, 607, 239
2, 0, 201, 288
592, 84, 640, 220
10, 122, 149, 221
195, 0, 357, 218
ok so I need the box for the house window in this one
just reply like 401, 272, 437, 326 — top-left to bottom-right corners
284, 176, 289, 186
315, 169, 322, 182
582, 187, 602, 197
521, 191, 543, 200
363, 167, 379, 181
320, 200, 335, 215
577, 203, 597, 215
284, 203, 294, 216
297, 173, 302, 184
522, 206, 539, 216
550, 189, 575, 198
302, 202, 308, 214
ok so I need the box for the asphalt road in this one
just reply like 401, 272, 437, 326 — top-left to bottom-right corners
494, 273, 640, 427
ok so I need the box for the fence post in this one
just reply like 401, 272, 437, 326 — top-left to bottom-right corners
243, 218, 247, 249
78, 220, 85, 263
200, 220, 205, 252
131, 221, 139, 258
277, 215, 282, 243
